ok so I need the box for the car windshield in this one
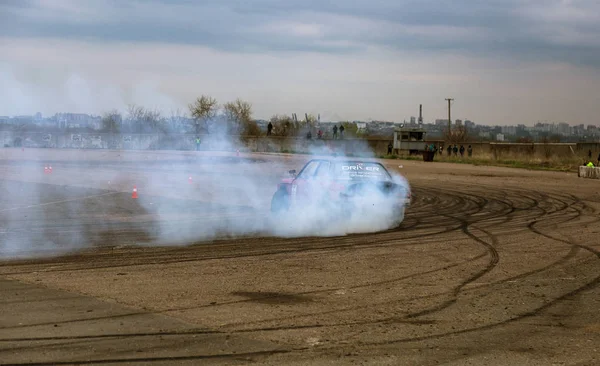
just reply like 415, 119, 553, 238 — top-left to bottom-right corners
332, 162, 391, 181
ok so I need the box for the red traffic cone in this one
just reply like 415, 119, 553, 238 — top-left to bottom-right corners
44, 166, 49, 174
188, 176, 192, 184
132, 186, 138, 199
48, 166, 53, 174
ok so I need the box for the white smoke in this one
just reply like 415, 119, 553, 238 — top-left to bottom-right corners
0, 70, 410, 259
130, 129, 411, 246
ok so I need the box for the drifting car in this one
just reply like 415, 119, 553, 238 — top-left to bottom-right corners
270, 159, 410, 221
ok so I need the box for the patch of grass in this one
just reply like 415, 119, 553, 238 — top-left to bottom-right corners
404, 154, 579, 172
377, 152, 583, 172
380, 154, 421, 161
465, 157, 580, 172
276, 149, 582, 172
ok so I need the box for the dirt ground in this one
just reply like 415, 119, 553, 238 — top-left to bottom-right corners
0, 148, 599, 365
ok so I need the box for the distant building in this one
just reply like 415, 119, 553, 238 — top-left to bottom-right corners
55, 113, 96, 129
455, 119, 462, 127
496, 133, 505, 141
501, 125, 517, 135
558, 122, 570, 135
12, 116, 34, 125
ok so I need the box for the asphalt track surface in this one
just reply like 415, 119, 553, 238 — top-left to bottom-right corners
0, 149, 599, 365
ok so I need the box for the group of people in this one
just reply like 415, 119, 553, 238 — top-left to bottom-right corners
266, 122, 345, 140
306, 125, 345, 140
423, 144, 473, 157
442, 144, 473, 157
386, 143, 474, 157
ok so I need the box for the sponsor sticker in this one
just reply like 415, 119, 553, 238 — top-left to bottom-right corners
341, 165, 380, 172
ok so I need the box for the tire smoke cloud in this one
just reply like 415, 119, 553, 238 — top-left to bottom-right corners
0, 72, 410, 259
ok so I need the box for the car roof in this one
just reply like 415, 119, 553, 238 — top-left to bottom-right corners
307, 158, 387, 166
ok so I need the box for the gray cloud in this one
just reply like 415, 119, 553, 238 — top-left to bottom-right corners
1, 0, 599, 66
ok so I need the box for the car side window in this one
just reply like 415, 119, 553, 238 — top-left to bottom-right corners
315, 161, 331, 178
298, 161, 320, 179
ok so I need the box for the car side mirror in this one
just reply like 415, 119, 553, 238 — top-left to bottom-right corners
288, 169, 296, 176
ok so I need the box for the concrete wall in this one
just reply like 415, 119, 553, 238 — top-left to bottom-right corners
0, 131, 394, 157
578, 166, 600, 179
2, 131, 600, 159
1, 132, 198, 151
428, 141, 600, 160
490, 143, 576, 160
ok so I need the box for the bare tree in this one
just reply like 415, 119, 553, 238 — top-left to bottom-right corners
538, 136, 557, 160
270, 114, 299, 136
223, 98, 257, 135
444, 124, 469, 144
188, 95, 218, 134
223, 99, 252, 123
125, 104, 165, 133
101, 109, 122, 133
304, 113, 318, 127
168, 108, 188, 133
146, 109, 166, 133
126, 104, 143, 132
101, 109, 122, 148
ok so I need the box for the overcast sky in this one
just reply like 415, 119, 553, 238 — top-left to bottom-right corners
1, 0, 599, 125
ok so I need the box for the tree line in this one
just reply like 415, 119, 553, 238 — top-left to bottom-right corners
100, 95, 362, 138
3, 94, 363, 138
100, 96, 260, 135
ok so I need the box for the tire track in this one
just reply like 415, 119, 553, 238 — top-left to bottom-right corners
2, 182, 599, 353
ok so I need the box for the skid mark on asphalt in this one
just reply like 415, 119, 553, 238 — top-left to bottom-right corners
0, 191, 121, 214
2, 181, 599, 360
162, 185, 599, 337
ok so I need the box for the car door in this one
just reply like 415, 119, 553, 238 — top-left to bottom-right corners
303, 160, 333, 205
313, 161, 332, 194
291, 160, 320, 206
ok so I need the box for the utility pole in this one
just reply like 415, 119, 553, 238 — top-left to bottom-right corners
445, 98, 454, 141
